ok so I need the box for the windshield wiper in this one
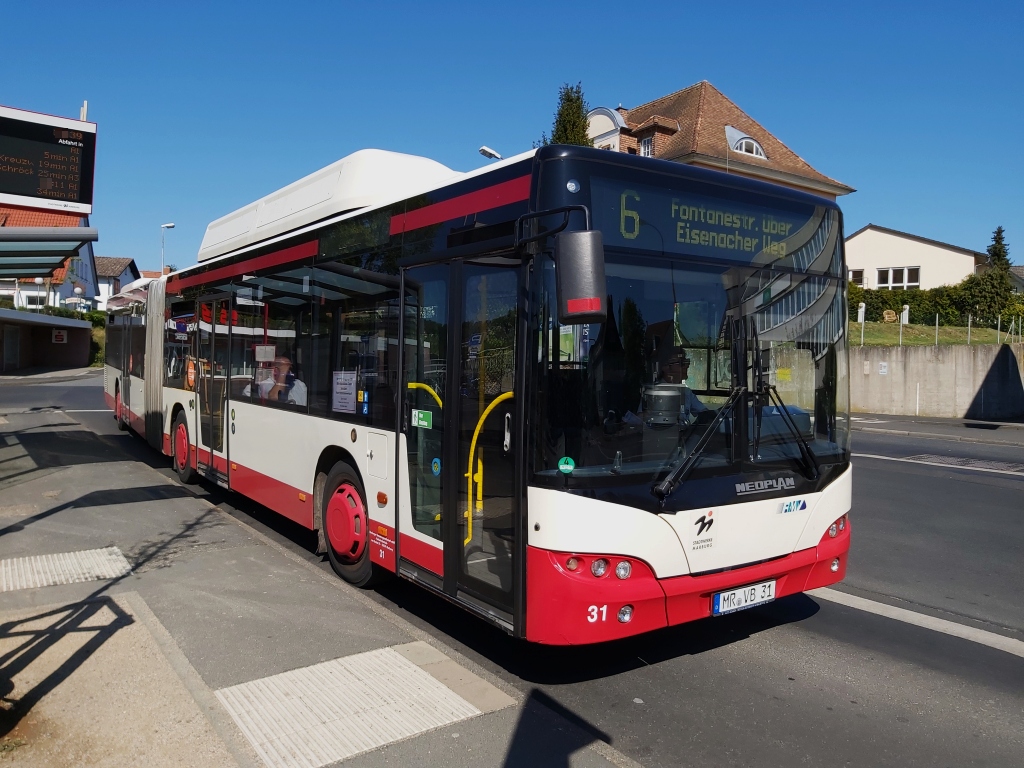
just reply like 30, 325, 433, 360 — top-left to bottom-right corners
747, 320, 818, 480
651, 385, 745, 509
764, 385, 819, 480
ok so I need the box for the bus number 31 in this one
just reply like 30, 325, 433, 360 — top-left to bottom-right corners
587, 605, 607, 623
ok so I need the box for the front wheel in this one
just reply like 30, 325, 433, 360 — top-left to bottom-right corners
172, 412, 198, 484
323, 462, 383, 587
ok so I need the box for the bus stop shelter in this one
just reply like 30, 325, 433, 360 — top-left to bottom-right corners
0, 226, 98, 372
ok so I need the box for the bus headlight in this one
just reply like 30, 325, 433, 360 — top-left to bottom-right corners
617, 605, 634, 623
615, 561, 631, 580
830, 558, 840, 572
591, 558, 608, 577
566, 557, 579, 571
829, 523, 838, 538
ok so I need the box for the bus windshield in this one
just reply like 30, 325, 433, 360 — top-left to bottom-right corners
530, 177, 850, 510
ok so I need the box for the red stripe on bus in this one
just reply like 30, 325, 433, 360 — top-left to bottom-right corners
389, 175, 530, 236
229, 461, 314, 529
167, 240, 319, 292
399, 533, 443, 576
195, 446, 229, 475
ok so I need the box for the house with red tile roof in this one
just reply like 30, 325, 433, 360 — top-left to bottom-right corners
0, 204, 99, 311
95, 257, 142, 310
587, 81, 853, 200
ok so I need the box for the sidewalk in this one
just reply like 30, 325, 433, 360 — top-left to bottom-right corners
851, 412, 1024, 447
0, 407, 630, 766
0, 367, 101, 386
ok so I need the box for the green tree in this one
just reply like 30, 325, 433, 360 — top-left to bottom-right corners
536, 82, 594, 148
987, 225, 1010, 269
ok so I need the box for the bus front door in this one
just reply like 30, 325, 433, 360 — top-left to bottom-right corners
401, 259, 522, 628
196, 296, 231, 485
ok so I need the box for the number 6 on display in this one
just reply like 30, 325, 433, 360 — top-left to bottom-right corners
620, 191, 640, 240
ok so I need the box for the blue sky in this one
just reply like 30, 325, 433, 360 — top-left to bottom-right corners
3, 1, 1021, 271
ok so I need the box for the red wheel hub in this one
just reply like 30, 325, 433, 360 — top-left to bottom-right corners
326, 482, 367, 561
175, 422, 189, 470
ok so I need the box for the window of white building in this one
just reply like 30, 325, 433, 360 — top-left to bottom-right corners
877, 267, 920, 290
849, 269, 864, 286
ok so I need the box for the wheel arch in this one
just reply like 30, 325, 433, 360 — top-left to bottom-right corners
312, 445, 362, 554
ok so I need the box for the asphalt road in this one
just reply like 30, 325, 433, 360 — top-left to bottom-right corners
4, 372, 1023, 767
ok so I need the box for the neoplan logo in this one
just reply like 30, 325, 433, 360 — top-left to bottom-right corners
694, 512, 714, 536
735, 477, 796, 496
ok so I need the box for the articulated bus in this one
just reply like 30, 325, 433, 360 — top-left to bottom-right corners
104, 145, 851, 645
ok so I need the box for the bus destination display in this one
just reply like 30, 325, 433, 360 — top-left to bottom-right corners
591, 177, 822, 267
0, 106, 96, 214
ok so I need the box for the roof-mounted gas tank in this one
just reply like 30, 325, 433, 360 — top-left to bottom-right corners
197, 149, 459, 262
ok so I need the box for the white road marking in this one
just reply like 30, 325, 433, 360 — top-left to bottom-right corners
904, 453, 1024, 473
216, 646, 481, 768
467, 554, 497, 564
0, 547, 133, 592
810, 588, 1024, 659
64, 409, 113, 413
852, 452, 1024, 476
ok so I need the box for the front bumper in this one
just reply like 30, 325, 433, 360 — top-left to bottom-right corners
524, 521, 850, 645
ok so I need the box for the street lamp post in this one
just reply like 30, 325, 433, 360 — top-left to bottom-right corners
34, 276, 44, 312
160, 223, 175, 275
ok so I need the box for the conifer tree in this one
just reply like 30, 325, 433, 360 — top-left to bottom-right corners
987, 226, 1010, 270
536, 82, 594, 147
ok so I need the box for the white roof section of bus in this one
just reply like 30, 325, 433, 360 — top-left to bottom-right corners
197, 149, 460, 263
195, 148, 538, 266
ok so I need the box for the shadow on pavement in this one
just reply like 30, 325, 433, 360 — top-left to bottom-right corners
0, 485, 196, 538
0, 597, 134, 740
502, 689, 611, 767
372, 576, 819, 686
0, 505, 224, 739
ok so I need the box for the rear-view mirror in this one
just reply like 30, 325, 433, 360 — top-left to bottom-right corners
555, 230, 607, 325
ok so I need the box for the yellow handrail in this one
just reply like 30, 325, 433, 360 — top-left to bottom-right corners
465, 391, 514, 546
407, 382, 443, 409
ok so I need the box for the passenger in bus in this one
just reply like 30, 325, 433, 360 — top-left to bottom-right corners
244, 355, 308, 406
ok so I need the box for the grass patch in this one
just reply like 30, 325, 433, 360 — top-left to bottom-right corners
849, 321, 1021, 346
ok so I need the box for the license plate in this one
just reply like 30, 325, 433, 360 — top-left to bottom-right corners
712, 579, 776, 616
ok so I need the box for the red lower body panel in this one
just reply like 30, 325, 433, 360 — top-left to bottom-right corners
230, 461, 312, 528
525, 523, 851, 645
400, 533, 444, 576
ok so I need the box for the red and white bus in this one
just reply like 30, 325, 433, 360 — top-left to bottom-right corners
105, 145, 851, 645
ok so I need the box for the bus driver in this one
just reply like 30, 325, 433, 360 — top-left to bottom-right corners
244, 355, 308, 406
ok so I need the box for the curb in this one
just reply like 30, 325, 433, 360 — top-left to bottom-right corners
852, 425, 1024, 447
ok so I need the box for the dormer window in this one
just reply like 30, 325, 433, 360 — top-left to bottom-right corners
734, 138, 766, 158
640, 137, 653, 157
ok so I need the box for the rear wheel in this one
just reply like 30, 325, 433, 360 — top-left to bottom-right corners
114, 383, 128, 431
172, 412, 198, 484
323, 462, 382, 587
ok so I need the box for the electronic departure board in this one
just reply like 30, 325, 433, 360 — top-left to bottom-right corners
0, 105, 96, 214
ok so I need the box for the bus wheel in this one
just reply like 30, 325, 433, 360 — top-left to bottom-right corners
115, 384, 128, 431
172, 412, 198, 484
323, 462, 380, 587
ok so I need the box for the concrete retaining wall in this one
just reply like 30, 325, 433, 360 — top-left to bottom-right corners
850, 343, 1024, 419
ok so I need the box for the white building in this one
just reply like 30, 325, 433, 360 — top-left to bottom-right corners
94, 257, 141, 311
845, 224, 986, 290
